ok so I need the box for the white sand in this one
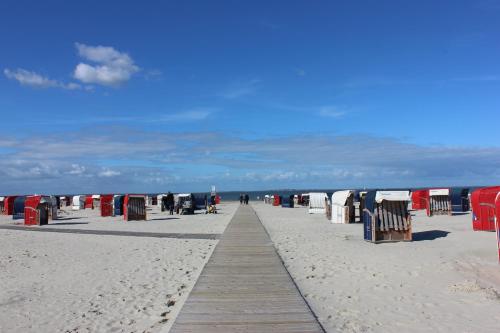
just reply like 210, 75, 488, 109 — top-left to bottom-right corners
3, 201, 500, 332
0, 202, 239, 333
252, 202, 500, 333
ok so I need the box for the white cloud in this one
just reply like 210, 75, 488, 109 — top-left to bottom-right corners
160, 108, 215, 122
98, 168, 121, 177
4, 68, 57, 88
67, 164, 86, 175
73, 43, 139, 86
4, 68, 82, 90
318, 106, 346, 118
219, 79, 260, 99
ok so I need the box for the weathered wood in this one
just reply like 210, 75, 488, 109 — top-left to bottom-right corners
170, 205, 324, 333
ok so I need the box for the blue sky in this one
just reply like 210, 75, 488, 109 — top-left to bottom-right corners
1, 0, 500, 194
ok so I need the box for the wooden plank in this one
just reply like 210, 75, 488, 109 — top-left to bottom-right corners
170, 205, 324, 333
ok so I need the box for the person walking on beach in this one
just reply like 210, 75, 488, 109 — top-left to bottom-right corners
166, 192, 175, 215
240, 194, 243, 204
244, 194, 249, 205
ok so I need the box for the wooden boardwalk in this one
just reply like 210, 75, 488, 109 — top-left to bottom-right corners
170, 205, 324, 333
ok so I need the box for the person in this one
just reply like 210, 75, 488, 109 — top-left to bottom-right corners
244, 194, 249, 205
166, 192, 175, 215
240, 194, 243, 204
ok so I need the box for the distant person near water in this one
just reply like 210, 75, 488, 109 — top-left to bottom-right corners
244, 194, 249, 205
166, 192, 175, 215
240, 194, 244, 204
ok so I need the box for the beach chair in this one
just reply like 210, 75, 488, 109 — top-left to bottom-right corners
12, 196, 26, 220
100, 194, 114, 217
113, 195, 125, 216
427, 189, 451, 217
308, 193, 328, 214
3, 196, 18, 215
363, 190, 412, 243
471, 186, 500, 231
331, 190, 355, 224
24, 195, 50, 226
124, 194, 147, 221
411, 189, 428, 210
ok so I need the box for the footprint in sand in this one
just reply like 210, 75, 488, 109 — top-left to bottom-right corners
448, 280, 482, 293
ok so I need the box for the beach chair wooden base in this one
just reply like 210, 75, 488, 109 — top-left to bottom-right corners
372, 226, 412, 243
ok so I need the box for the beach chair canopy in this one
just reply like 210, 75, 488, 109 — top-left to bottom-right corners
13, 196, 27, 220
100, 194, 114, 217
157, 194, 166, 206
332, 190, 353, 206
193, 195, 207, 210
427, 188, 451, 216
471, 186, 500, 231
3, 196, 18, 215
84, 195, 93, 208
272, 194, 281, 206
124, 194, 146, 221
411, 190, 429, 210
113, 195, 125, 216
24, 195, 50, 225
450, 188, 470, 212
308, 192, 328, 214
330, 190, 355, 224
72, 195, 85, 210
429, 188, 449, 196
281, 195, 294, 208
375, 190, 411, 203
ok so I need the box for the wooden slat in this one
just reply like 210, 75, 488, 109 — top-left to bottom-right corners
170, 205, 324, 333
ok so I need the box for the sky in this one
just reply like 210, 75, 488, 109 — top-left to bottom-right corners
1, 0, 500, 194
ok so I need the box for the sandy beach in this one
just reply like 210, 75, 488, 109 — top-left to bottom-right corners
0, 202, 238, 333
252, 202, 500, 333
2, 201, 500, 332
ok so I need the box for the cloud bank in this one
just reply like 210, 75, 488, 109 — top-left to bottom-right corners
0, 128, 499, 194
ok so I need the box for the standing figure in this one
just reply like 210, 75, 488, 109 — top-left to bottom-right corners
166, 192, 175, 215
240, 194, 243, 204
244, 194, 249, 205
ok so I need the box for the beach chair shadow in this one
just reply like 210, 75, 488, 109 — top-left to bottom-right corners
412, 230, 450, 241
47, 222, 90, 226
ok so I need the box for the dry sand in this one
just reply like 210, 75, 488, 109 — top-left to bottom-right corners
0, 202, 238, 333
3, 201, 500, 332
252, 202, 500, 333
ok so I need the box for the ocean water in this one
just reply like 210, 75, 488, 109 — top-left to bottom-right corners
50, 186, 483, 202
209, 186, 482, 201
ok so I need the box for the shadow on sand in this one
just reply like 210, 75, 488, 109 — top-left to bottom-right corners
148, 217, 180, 221
56, 217, 83, 221
48, 222, 90, 226
452, 212, 470, 216
413, 230, 450, 241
